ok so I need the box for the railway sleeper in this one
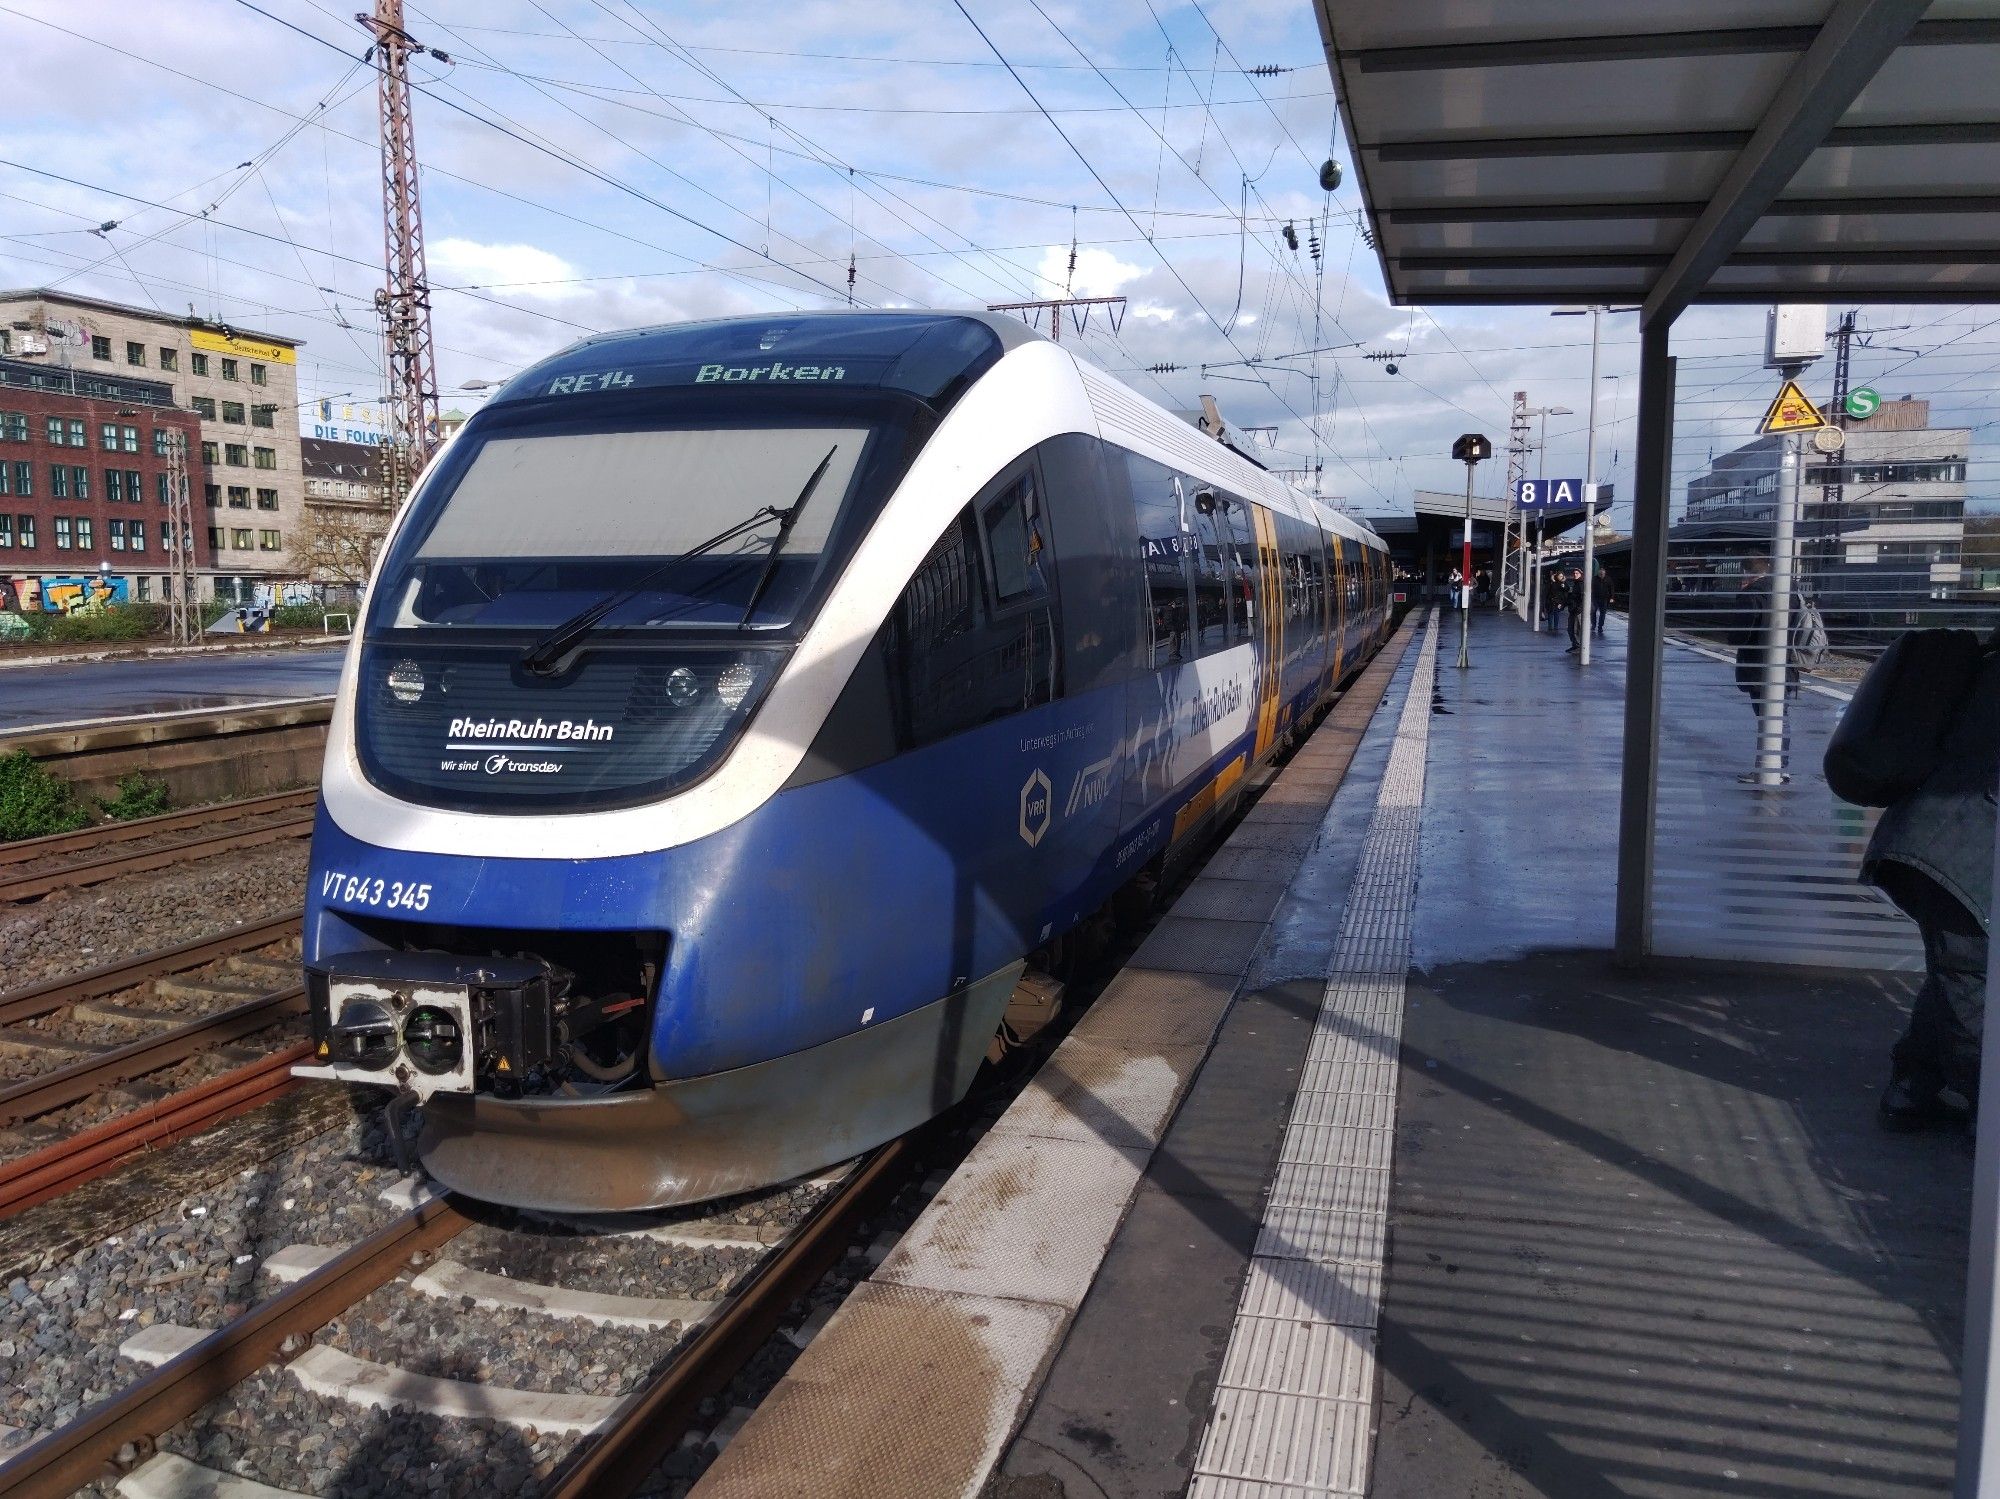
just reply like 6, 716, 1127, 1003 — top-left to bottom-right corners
68, 1001, 196, 1030
152, 977, 271, 1007
117, 1451, 311, 1499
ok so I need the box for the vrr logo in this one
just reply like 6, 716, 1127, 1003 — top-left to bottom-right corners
1019, 769, 1052, 848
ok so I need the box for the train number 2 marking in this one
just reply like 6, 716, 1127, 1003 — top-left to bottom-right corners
321, 871, 433, 912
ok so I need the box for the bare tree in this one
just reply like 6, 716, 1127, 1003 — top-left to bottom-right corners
295, 504, 389, 589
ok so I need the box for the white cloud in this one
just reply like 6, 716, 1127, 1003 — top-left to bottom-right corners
428, 238, 586, 298
1033, 243, 1145, 300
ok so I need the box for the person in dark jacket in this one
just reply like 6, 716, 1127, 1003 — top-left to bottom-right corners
1591, 562, 1610, 637
1870, 637, 2000, 1129
1564, 566, 1586, 652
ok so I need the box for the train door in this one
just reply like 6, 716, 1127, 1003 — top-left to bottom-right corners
1328, 529, 1346, 690
1250, 504, 1283, 760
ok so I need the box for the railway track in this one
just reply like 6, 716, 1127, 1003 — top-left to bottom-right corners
0, 912, 306, 1215
0, 789, 317, 904
0, 1148, 901, 1499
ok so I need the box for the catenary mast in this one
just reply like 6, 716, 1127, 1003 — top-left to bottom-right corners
361, 0, 440, 507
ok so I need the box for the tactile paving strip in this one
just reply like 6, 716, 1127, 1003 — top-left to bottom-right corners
1191, 611, 1439, 1498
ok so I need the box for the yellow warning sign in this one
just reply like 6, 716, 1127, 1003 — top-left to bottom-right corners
1759, 379, 1826, 434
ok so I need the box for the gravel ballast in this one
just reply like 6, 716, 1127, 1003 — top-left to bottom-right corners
0, 840, 307, 993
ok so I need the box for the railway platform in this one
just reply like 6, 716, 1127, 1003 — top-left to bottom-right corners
694, 607, 1970, 1499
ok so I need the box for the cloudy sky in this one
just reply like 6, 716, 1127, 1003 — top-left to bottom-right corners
3, 0, 1994, 522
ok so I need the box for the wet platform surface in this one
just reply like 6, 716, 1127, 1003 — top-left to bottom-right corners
0, 646, 342, 732
698, 608, 1967, 1498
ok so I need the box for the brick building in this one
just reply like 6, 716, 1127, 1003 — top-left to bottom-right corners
0, 289, 305, 597
0, 356, 211, 613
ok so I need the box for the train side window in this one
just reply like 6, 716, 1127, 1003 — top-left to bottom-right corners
885, 470, 1060, 751
1217, 495, 1257, 643
1126, 451, 1192, 667
1184, 475, 1232, 658
1038, 433, 1141, 693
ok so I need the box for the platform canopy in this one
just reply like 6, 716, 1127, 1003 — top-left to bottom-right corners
1312, 0, 2000, 316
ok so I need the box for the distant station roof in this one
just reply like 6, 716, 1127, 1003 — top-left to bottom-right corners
1312, 2, 2000, 312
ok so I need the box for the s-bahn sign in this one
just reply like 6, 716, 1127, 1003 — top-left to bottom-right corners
1514, 478, 1608, 509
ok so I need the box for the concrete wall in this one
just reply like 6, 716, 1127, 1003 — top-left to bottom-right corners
0, 701, 330, 806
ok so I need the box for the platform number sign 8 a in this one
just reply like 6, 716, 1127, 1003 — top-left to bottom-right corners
1515, 478, 1585, 509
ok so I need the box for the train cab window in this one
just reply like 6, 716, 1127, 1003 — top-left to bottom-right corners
1126, 452, 1192, 668
885, 465, 1059, 750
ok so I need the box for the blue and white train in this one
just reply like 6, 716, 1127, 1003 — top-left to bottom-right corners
298, 310, 1392, 1212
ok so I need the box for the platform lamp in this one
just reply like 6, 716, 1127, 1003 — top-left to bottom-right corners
1451, 433, 1492, 668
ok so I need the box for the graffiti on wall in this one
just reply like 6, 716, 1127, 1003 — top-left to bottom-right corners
39, 576, 129, 614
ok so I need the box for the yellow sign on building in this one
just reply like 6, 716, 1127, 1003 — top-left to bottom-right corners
189, 327, 297, 365
1758, 379, 1826, 434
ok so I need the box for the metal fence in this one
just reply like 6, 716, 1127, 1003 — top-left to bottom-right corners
1643, 318, 1996, 970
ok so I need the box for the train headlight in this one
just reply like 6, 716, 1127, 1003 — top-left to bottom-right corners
716, 660, 755, 710
387, 659, 426, 704
664, 665, 701, 708
402, 1004, 465, 1076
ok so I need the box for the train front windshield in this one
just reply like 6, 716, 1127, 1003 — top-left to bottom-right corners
355, 395, 926, 813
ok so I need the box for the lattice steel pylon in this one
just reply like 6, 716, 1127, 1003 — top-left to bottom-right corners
362, 0, 440, 507
1501, 390, 1531, 607
163, 431, 198, 644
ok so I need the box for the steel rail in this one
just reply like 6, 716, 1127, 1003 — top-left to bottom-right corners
0, 816, 314, 904
544, 1138, 917, 1498
0, 988, 307, 1125
0, 1193, 471, 1499
0, 1040, 312, 1220
0, 789, 318, 866
0, 911, 303, 1028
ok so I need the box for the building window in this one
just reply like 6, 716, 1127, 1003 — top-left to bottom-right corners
159, 347, 178, 373
224, 444, 247, 467
90, 335, 111, 361
201, 441, 218, 466
253, 447, 276, 470
191, 352, 209, 377
156, 472, 171, 505
255, 487, 279, 510
44, 416, 63, 446
137, 576, 150, 599
258, 529, 281, 551
160, 521, 175, 550
106, 469, 125, 504
54, 516, 71, 549
232, 527, 253, 549
251, 405, 275, 428
51, 464, 68, 499
0, 464, 7, 497
222, 401, 245, 424
0, 515, 9, 548
68, 419, 85, 448
75, 517, 93, 549
126, 341, 146, 366
227, 485, 250, 508
110, 518, 127, 550
221, 358, 239, 381
72, 466, 89, 500
206, 526, 222, 551
153, 429, 169, 457
11, 463, 29, 497
100, 422, 119, 450
204, 483, 219, 508
250, 363, 267, 386
191, 396, 217, 419
3, 413, 23, 442
130, 520, 145, 552
120, 425, 139, 453
17, 514, 34, 548
123, 468, 143, 501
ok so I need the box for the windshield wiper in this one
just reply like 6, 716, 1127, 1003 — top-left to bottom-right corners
518, 505, 784, 677
737, 444, 839, 628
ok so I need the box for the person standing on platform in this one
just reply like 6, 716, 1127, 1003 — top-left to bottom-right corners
1564, 566, 1585, 653
1867, 640, 2000, 1130
1730, 555, 1780, 715
1592, 562, 1611, 637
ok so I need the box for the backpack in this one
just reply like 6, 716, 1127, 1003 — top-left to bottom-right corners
1793, 598, 1829, 671
1823, 628, 1986, 807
